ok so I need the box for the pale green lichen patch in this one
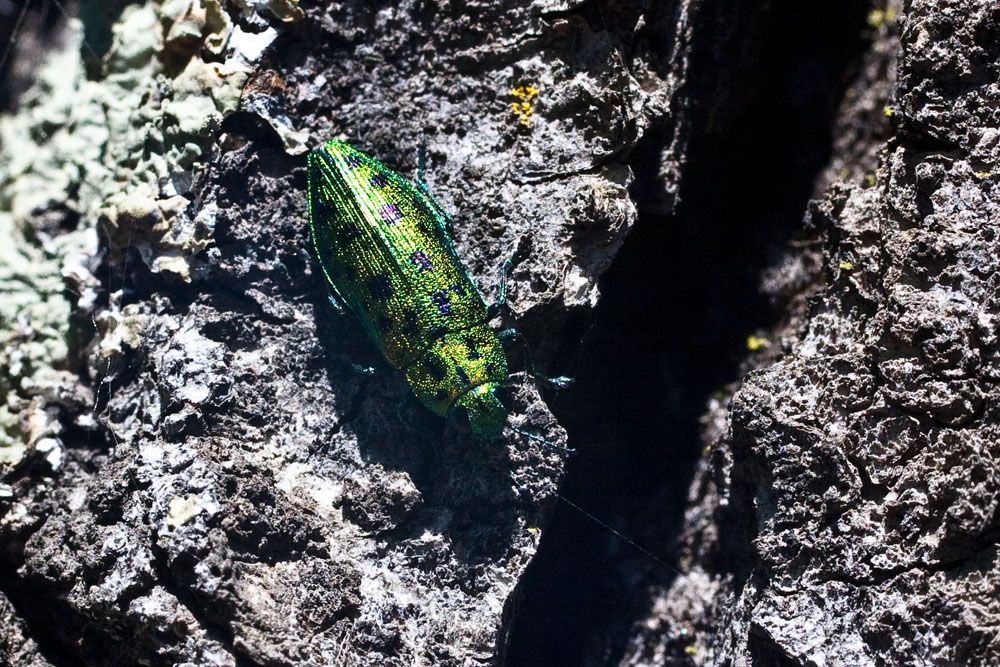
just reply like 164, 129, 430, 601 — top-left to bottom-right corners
0, 212, 80, 473
0, 1, 294, 471
95, 303, 149, 362
93, 2, 252, 281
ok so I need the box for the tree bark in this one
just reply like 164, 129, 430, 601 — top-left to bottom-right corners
1, 0, 693, 664
623, 0, 1000, 665
3, 0, 998, 665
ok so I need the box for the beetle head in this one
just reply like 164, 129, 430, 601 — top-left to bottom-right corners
455, 382, 507, 440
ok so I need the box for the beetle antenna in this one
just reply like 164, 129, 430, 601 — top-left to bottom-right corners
507, 424, 575, 453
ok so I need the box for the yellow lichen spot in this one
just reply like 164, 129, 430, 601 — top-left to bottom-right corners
746, 335, 769, 352
839, 260, 854, 271
867, 6, 897, 28
511, 85, 539, 127
974, 171, 993, 179
167, 495, 202, 529
865, 173, 877, 187
882, 106, 895, 118
685, 645, 698, 656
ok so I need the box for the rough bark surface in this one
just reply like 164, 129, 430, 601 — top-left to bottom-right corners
623, 0, 1000, 665
4, 0, 1000, 665
1, 1, 695, 665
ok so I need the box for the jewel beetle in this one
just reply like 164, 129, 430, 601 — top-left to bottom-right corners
306, 139, 570, 448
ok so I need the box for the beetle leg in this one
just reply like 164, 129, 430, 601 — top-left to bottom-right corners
508, 424, 575, 453
415, 136, 430, 187
327, 289, 348, 315
486, 236, 531, 319
486, 250, 518, 320
415, 137, 455, 236
497, 328, 572, 389
497, 328, 516, 344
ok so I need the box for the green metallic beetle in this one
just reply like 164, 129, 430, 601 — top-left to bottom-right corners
306, 139, 569, 446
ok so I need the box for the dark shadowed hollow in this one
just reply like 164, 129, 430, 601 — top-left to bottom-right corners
505, 1, 872, 665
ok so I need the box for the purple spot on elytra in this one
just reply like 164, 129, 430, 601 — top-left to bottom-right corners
344, 154, 362, 168
431, 289, 452, 315
370, 173, 389, 188
380, 203, 403, 223
410, 250, 433, 271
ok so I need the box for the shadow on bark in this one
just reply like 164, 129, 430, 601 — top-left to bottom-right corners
505, 1, 872, 665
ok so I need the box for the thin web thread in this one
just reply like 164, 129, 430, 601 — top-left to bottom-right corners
2, 0, 103, 77
0, 0, 32, 75
49, 0, 102, 62
555, 491, 682, 576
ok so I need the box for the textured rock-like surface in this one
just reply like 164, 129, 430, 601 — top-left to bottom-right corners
0, 0, 696, 664
624, 0, 1000, 664
0, 591, 50, 667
